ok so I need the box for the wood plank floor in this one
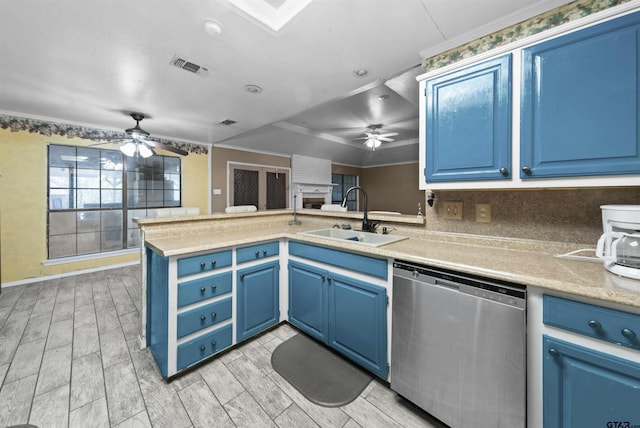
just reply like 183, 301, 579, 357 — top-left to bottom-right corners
0, 265, 445, 428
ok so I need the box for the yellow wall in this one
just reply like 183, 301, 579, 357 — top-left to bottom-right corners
0, 128, 209, 284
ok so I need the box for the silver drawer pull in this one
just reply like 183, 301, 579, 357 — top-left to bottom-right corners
587, 320, 601, 330
548, 348, 560, 358
211, 260, 217, 267
200, 315, 206, 322
200, 345, 206, 352
621, 328, 636, 340
211, 285, 217, 292
240, 273, 245, 280
263, 249, 267, 256
211, 340, 217, 347
200, 262, 206, 269
255, 251, 260, 257
211, 312, 217, 319
200, 287, 206, 294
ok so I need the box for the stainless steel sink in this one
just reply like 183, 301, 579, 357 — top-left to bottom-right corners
297, 228, 408, 247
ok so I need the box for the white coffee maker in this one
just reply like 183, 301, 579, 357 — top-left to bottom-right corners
596, 205, 640, 280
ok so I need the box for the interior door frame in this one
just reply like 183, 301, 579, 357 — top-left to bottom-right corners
226, 161, 291, 210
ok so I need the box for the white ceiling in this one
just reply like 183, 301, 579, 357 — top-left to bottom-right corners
0, 0, 572, 166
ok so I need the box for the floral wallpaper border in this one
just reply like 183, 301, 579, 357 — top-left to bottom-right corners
424, 0, 631, 71
0, 114, 209, 155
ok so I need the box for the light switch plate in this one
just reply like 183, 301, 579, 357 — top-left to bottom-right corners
443, 201, 463, 220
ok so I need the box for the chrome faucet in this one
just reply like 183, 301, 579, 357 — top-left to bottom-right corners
341, 186, 379, 232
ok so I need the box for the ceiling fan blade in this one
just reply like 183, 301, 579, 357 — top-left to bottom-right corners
378, 132, 399, 138
352, 136, 371, 141
145, 140, 189, 156
88, 138, 131, 147
378, 137, 395, 142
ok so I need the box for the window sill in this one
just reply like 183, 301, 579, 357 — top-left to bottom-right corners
43, 248, 140, 266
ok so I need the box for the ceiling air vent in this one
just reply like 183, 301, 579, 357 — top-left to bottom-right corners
219, 119, 237, 126
170, 55, 209, 77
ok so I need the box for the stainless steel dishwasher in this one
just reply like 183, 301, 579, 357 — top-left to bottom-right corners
391, 260, 526, 428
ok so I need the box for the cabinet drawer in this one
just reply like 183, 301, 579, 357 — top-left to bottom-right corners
177, 324, 232, 371
543, 295, 640, 351
177, 271, 232, 308
237, 241, 279, 264
177, 298, 232, 338
177, 250, 232, 278
289, 241, 387, 280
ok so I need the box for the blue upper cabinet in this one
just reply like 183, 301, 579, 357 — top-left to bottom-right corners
521, 12, 640, 179
424, 54, 512, 182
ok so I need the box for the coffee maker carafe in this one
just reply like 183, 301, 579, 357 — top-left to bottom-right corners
596, 205, 640, 280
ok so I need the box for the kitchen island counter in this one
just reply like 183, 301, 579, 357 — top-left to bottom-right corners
138, 211, 640, 310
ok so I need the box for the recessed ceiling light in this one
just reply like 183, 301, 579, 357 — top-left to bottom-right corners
353, 69, 369, 78
243, 84, 263, 94
204, 19, 223, 36
378, 94, 390, 101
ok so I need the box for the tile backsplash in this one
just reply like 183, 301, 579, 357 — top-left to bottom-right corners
424, 187, 640, 246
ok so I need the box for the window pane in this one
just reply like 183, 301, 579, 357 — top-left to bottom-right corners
128, 189, 147, 208
101, 210, 122, 230
77, 232, 100, 254
127, 172, 146, 189
127, 228, 141, 248
49, 212, 76, 235
49, 234, 76, 258
127, 209, 147, 228
164, 174, 180, 190
164, 157, 181, 173
77, 211, 100, 233
76, 169, 100, 188
165, 191, 180, 206
101, 170, 122, 189
126, 156, 145, 171
49, 167, 73, 188
76, 189, 100, 209
101, 150, 123, 170
76, 147, 101, 169
49, 188, 74, 210
147, 189, 164, 207
146, 157, 163, 170
49, 145, 77, 168
101, 230, 123, 251
101, 189, 122, 208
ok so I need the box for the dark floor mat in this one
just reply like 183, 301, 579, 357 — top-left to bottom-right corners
271, 333, 373, 407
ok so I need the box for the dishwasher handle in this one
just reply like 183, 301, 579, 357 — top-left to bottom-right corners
434, 278, 460, 290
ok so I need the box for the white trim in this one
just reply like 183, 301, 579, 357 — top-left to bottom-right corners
1, 261, 140, 288
361, 160, 420, 169
213, 143, 292, 159
43, 248, 139, 266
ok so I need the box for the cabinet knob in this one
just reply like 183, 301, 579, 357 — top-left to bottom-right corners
211, 312, 217, 319
200, 287, 206, 294
200, 262, 206, 269
211, 340, 217, 348
240, 273, 245, 280
255, 251, 260, 257
327, 276, 332, 283
521, 166, 532, 175
200, 345, 206, 352
548, 348, 560, 358
321, 274, 325, 281
263, 249, 268, 256
588, 320, 602, 330
211, 284, 217, 292
621, 328, 636, 340
499, 167, 508, 176
200, 315, 206, 322
211, 260, 217, 268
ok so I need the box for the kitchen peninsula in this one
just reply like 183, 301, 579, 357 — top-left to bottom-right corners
138, 209, 640, 427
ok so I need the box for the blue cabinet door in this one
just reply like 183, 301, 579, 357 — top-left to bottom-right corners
543, 335, 640, 427
328, 272, 388, 379
521, 12, 640, 178
236, 261, 280, 341
424, 54, 512, 182
288, 261, 327, 342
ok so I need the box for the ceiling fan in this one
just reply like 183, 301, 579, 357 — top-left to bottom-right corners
100, 113, 188, 158
352, 124, 399, 151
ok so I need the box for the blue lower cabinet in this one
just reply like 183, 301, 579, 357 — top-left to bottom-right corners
237, 261, 280, 341
288, 261, 327, 342
328, 273, 388, 379
543, 335, 640, 427
177, 297, 232, 339
177, 324, 232, 371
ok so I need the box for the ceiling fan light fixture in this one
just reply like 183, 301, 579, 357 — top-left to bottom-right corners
138, 143, 155, 158
364, 138, 381, 151
120, 142, 137, 157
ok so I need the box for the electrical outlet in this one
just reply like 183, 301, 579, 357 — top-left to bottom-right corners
475, 203, 492, 223
443, 201, 463, 220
